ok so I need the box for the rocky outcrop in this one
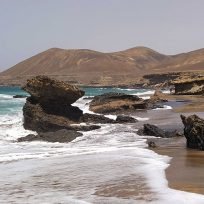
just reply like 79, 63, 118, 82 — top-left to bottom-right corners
89, 93, 148, 114
18, 129, 82, 143
23, 75, 84, 105
89, 92, 166, 114
173, 77, 204, 95
149, 90, 168, 103
22, 76, 88, 132
181, 114, 204, 150
23, 99, 101, 132
115, 115, 138, 123
137, 124, 182, 138
81, 113, 115, 124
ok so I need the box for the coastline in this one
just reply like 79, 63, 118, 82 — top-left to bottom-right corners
149, 94, 204, 195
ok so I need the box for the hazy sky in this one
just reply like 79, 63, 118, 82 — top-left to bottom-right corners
0, 0, 204, 71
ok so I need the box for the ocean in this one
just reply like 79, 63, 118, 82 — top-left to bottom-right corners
0, 86, 204, 204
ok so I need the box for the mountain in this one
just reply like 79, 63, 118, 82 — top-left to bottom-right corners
150, 48, 204, 73
0, 47, 204, 86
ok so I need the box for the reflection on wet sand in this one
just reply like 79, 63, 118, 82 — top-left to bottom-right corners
155, 137, 204, 194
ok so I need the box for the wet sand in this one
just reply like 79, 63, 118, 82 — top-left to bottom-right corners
155, 138, 204, 194
149, 94, 204, 195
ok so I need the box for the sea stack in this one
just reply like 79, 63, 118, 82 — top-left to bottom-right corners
181, 114, 204, 150
22, 75, 85, 132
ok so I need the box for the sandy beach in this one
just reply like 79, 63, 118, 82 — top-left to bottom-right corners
147, 94, 204, 195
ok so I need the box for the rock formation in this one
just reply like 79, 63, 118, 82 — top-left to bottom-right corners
20, 76, 113, 142
89, 92, 166, 114
115, 115, 138, 123
149, 90, 168, 103
89, 93, 147, 114
137, 124, 182, 138
18, 129, 83, 143
22, 76, 91, 132
181, 114, 204, 150
173, 77, 204, 95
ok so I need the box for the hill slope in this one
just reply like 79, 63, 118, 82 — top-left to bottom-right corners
150, 48, 204, 73
1, 47, 204, 86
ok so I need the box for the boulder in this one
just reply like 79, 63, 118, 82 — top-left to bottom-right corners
148, 141, 157, 148
149, 90, 168, 103
81, 113, 115, 124
22, 76, 103, 133
137, 124, 182, 138
13, 95, 27, 98
181, 114, 204, 150
23, 100, 100, 132
115, 115, 138, 123
18, 129, 82, 143
89, 92, 147, 114
23, 75, 84, 105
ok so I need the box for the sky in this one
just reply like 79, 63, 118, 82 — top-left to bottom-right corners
0, 0, 204, 71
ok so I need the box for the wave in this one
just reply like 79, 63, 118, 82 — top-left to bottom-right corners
0, 94, 13, 99
0, 113, 36, 141
133, 90, 155, 96
153, 105, 172, 110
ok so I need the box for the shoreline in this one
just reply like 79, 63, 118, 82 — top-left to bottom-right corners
149, 94, 204, 195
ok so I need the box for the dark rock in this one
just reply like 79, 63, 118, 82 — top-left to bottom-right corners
137, 124, 166, 137
72, 124, 101, 131
137, 124, 181, 138
89, 92, 147, 114
13, 95, 27, 98
23, 75, 84, 105
81, 113, 115, 123
26, 96, 83, 121
22, 76, 92, 133
18, 129, 82, 143
143, 90, 168, 109
115, 115, 138, 123
148, 141, 157, 148
23, 100, 100, 132
181, 114, 204, 150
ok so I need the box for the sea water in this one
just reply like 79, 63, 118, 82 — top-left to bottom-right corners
0, 86, 204, 204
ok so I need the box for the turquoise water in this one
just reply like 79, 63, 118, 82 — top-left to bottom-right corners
82, 87, 152, 96
0, 87, 28, 115
0, 86, 152, 115
0, 86, 151, 97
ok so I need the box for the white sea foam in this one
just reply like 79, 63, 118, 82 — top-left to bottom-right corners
72, 97, 94, 114
0, 113, 36, 141
134, 90, 155, 96
136, 148, 204, 204
104, 114, 117, 120
153, 105, 172, 110
140, 96, 150, 100
162, 90, 170, 94
134, 116, 149, 121
0, 94, 13, 99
